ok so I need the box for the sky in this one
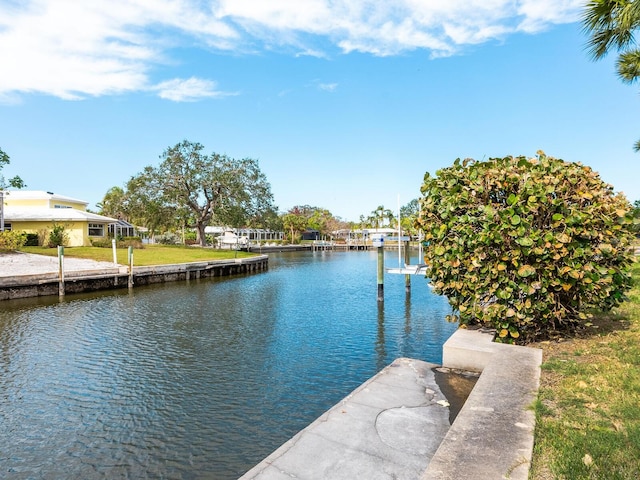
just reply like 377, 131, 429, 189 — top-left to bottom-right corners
0, 0, 638, 222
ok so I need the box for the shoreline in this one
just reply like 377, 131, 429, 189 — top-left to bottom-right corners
0, 252, 268, 301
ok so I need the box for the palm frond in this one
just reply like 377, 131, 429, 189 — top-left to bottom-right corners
582, 0, 639, 59
617, 48, 640, 82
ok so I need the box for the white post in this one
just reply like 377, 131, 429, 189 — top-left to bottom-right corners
112, 238, 117, 265
58, 245, 65, 296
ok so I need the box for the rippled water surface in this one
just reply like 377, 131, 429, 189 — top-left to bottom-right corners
0, 250, 456, 479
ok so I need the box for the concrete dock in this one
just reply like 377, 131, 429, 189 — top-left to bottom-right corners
240, 358, 451, 480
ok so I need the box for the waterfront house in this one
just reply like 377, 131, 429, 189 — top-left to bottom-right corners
2, 190, 117, 247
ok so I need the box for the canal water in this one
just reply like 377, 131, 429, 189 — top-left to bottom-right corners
0, 250, 456, 479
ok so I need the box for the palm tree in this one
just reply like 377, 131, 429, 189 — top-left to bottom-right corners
583, 0, 640, 151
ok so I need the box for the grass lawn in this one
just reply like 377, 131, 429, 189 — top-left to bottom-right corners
530, 260, 640, 479
21, 244, 256, 267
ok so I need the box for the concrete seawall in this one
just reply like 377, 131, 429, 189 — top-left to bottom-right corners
242, 329, 542, 480
0, 255, 268, 301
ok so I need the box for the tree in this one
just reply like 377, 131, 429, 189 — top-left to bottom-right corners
0, 147, 26, 190
325, 214, 349, 238
97, 186, 127, 219
366, 205, 395, 229
251, 205, 282, 235
280, 205, 346, 241
282, 210, 308, 243
214, 155, 276, 232
583, 0, 640, 150
400, 199, 420, 238
307, 209, 328, 234
0, 147, 26, 233
125, 140, 275, 246
416, 152, 635, 344
122, 166, 181, 237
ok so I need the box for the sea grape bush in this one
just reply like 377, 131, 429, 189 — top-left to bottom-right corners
416, 152, 635, 343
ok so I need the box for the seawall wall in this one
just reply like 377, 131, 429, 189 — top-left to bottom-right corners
0, 255, 268, 301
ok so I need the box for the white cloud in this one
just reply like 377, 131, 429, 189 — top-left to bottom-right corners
318, 82, 338, 92
153, 77, 233, 102
517, 0, 584, 33
0, 1, 153, 100
0, 0, 235, 102
0, 0, 584, 102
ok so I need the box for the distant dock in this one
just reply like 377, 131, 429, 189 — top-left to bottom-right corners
310, 240, 422, 252
312, 241, 371, 251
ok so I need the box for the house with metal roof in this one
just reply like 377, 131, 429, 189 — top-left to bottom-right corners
1, 190, 117, 247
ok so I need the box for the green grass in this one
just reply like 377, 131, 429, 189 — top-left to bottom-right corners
530, 261, 640, 479
21, 245, 256, 267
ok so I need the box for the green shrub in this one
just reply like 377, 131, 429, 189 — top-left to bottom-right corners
0, 230, 26, 252
91, 237, 144, 249
47, 223, 69, 248
155, 232, 181, 245
120, 237, 144, 249
416, 152, 635, 343
90, 238, 112, 248
24, 233, 39, 246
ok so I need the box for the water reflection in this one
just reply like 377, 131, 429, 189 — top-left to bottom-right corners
0, 250, 456, 479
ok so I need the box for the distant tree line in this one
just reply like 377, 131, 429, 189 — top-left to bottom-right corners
97, 141, 424, 246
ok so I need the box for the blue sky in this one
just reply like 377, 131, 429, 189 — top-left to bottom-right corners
0, 1, 638, 222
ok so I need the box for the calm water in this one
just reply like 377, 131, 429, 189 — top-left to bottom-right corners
0, 250, 456, 479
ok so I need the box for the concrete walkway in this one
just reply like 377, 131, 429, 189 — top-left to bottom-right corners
240, 358, 451, 480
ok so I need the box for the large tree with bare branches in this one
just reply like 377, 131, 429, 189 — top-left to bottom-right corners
125, 140, 276, 246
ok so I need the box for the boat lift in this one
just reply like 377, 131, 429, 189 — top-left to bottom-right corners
386, 263, 428, 276
384, 235, 427, 275
385, 195, 427, 276
374, 195, 428, 301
